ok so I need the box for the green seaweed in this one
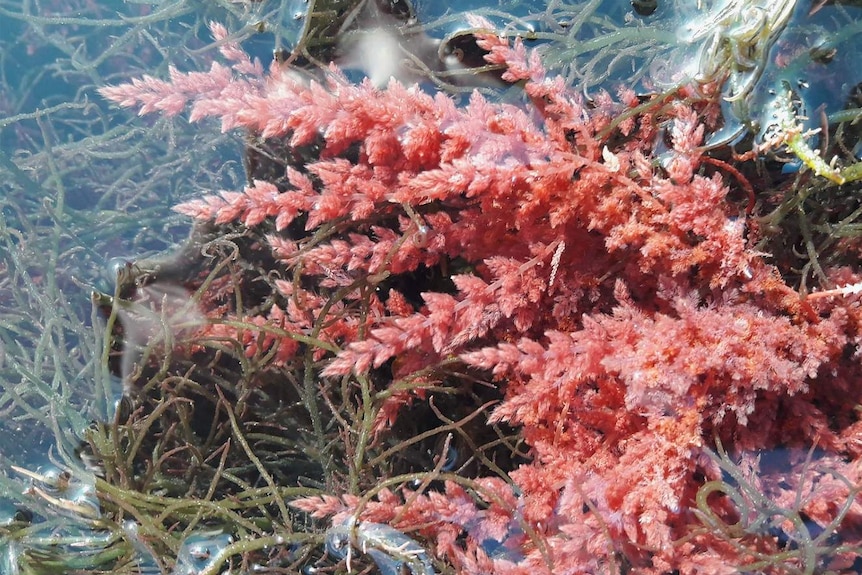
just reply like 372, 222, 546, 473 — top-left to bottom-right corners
693, 442, 862, 574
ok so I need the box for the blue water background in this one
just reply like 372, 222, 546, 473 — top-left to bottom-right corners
0, 0, 251, 521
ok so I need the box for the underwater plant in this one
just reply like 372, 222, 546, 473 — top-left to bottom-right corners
2, 0, 862, 572
93, 10, 862, 573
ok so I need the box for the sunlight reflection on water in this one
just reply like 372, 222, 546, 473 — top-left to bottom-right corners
0, 0, 245, 546
0, 0, 860, 571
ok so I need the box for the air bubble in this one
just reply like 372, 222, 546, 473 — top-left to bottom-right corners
413, 225, 430, 248
174, 531, 233, 575
106, 257, 132, 276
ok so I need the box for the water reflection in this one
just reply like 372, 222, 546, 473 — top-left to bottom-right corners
1, 0, 860, 572
0, 0, 248, 569
266, 0, 861, 149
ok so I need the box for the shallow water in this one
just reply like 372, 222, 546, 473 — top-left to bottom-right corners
0, 0, 246, 538
1, 0, 860, 572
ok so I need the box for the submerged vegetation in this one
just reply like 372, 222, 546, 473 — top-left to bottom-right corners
1, 0, 862, 573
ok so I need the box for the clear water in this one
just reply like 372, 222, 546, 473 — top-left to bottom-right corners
1, 0, 860, 572
0, 0, 248, 562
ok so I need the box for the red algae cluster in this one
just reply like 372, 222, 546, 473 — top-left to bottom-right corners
100, 20, 862, 574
